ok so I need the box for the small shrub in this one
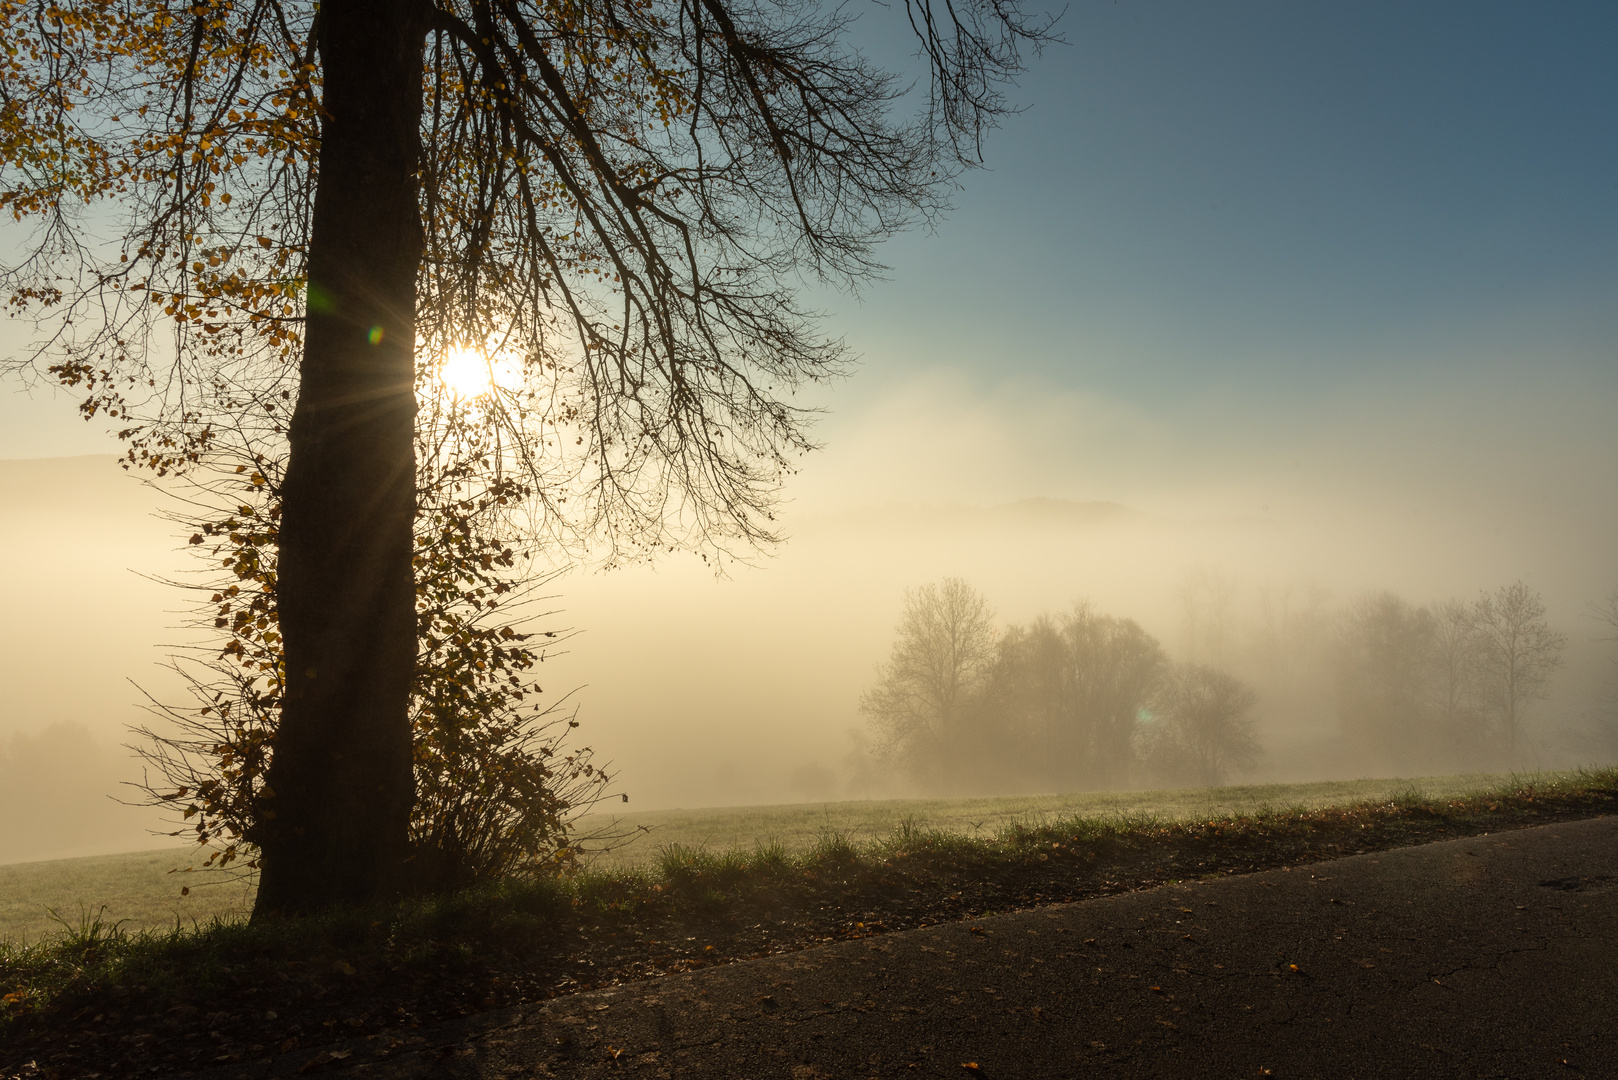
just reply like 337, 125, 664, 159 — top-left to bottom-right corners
657, 844, 718, 891
1386, 784, 1430, 810
807, 828, 859, 867
132, 458, 618, 898
45, 906, 128, 963
750, 839, 791, 876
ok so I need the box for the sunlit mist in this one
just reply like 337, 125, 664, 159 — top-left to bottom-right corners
438, 344, 501, 399
3, 2, 1617, 864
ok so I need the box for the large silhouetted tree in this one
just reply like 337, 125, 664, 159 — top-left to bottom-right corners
1, 0, 1051, 914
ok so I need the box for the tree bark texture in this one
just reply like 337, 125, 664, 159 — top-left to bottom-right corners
255, 0, 426, 916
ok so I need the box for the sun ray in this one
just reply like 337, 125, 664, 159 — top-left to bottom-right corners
439, 344, 495, 399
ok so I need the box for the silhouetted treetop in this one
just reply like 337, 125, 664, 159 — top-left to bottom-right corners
2, 0, 1052, 914
2, 0, 1055, 552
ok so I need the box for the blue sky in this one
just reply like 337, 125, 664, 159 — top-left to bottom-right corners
828, 0, 1617, 394
759, 2, 1618, 571
5, 0, 1615, 557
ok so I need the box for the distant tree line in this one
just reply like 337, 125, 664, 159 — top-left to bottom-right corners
860, 575, 1581, 798
1333, 581, 1566, 768
860, 579, 1261, 795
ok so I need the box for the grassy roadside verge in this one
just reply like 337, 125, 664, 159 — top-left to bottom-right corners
570, 770, 1547, 871
0, 771, 1536, 945
3, 768, 1616, 1079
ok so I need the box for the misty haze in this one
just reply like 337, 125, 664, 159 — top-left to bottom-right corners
2, 2, 1616, 1075
2, 449, 1614, 863
4, 5, 1616, 864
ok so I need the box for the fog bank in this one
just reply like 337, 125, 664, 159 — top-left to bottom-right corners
2, 384, 1614, 860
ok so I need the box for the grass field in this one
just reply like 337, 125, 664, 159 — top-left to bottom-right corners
0, 770, 1560, 946
0, 849, 256, 948
573, 771, 1525, 871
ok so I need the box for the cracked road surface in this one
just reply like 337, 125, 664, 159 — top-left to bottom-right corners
219, 816, 1618, 1079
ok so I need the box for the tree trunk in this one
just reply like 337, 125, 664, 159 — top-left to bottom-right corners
255, 0, 426, 917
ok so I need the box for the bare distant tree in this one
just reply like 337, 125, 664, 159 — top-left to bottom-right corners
1179, 564, 1241, 667
1473, 582, 1566, 752
1582, 585, 1618, 711
1140, 664, 1262, 788
1059, 604, 1166, 787
1333, 592, 1435, 763
840, 728, 888, 802
984, 615, 1067, 778
1592, 587, 1618, 634
1430, 598, 1486, 743
1253, 579, 1333, 707
978, 602, 1166, 789
1580, 585, 1618, 756
861, 579, 997, 790
1589, 586, 1618, 671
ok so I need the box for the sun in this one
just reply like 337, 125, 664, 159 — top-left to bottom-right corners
439, 344, 495, 399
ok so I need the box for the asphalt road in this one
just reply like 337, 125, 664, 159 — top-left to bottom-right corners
214, 816, 1618, 1080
